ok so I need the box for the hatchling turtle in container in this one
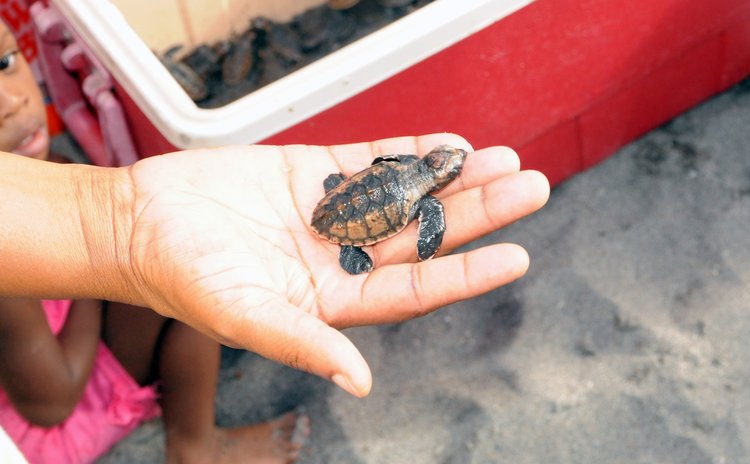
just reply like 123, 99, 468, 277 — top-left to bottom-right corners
311, 145, 468, 274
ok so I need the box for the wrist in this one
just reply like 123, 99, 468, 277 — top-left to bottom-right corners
70, 163, 140, 304
0, 154, 138, 300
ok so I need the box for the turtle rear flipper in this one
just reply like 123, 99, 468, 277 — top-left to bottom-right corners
339, 245, 373, 274
321, 172, 373, 274
415, 195, 446, 260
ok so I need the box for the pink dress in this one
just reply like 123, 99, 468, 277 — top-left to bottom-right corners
0, 300, 161, 463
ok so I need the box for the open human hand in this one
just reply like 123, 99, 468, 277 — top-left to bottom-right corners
116, 133, 550, 396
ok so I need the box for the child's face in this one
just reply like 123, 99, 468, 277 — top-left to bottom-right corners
0, 22, 48, 160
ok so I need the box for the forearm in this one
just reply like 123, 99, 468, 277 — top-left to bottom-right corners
0, 297, 102, 427
0, 153, 134, 302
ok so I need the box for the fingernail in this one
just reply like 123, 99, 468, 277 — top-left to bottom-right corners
331, 373, 359, 396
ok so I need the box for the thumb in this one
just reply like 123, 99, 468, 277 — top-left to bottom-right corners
226, 297, 373, 397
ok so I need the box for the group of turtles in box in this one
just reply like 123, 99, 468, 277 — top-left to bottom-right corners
159, 0, 435, 108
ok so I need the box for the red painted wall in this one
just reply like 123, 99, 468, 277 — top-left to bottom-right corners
263, 0, 750, 185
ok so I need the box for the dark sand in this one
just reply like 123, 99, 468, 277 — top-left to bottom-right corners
100, 78, 750, 463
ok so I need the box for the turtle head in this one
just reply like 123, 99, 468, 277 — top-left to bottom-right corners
423, 144, 468, 190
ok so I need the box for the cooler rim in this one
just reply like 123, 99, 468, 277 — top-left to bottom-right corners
52, 0, 532, 149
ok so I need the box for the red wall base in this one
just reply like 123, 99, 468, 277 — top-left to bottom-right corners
264, 0, 750, 186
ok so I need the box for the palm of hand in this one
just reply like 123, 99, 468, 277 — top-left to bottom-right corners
123, 135, 549, 396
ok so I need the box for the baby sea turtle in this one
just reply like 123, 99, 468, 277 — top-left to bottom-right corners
222, 31, 256, 85
311, 144, 467, 274
160, 45, 208, 101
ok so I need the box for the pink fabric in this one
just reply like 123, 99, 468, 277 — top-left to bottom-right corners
0, 300, 161, 463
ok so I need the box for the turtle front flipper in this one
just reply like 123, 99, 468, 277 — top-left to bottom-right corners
323, 172, 346, 193
339, 245, 373, 274
372, 154, 419, 165
415, 195, 446, 261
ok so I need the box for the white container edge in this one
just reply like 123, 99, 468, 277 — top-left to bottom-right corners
53, 0, 533, 149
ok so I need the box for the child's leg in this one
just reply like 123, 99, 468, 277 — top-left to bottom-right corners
158, 320, 309, 464
158, 319, 218, 446
102, 302, 165, 384
104, 304, 309, 464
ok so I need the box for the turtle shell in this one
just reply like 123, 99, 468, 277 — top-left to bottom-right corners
311, 161, 414, 246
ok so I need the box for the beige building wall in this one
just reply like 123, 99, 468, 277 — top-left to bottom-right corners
112, 0, 326, 53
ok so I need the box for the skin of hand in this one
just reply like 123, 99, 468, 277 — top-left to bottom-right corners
92, 133, 549, 397
0, 133, 547, 397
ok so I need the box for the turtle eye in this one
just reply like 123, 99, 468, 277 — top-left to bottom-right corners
424, 152, 445, 170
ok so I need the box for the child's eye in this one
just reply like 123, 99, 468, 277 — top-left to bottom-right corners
0, 51, 18, 71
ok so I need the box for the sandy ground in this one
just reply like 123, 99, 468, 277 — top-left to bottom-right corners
99, 78, 750, 463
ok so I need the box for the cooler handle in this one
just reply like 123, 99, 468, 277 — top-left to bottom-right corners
30, 2, 138, 167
